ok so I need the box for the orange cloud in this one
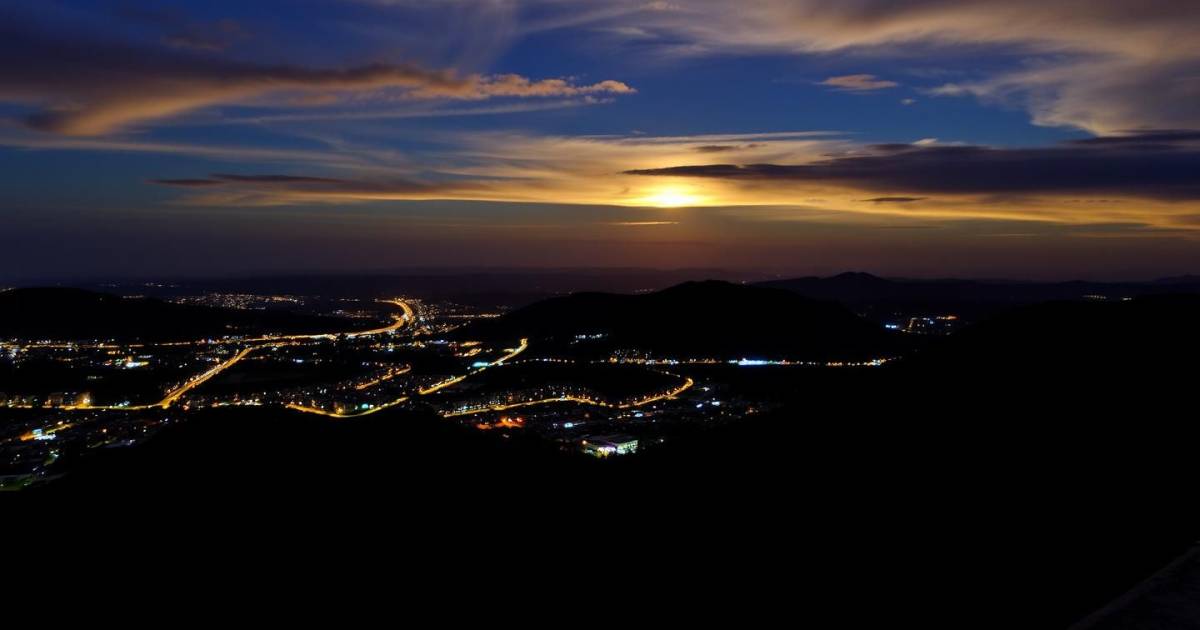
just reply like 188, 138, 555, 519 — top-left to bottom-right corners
137, 130, 1200, 233
0, 23, 633, 135
819, 74, 898, 91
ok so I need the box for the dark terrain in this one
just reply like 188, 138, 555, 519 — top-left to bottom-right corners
6, 279, 1200, 627
457, 280, 904, 360
0, 287, 371, 341
70, 268, 760, 308
758, 271, 1200, 322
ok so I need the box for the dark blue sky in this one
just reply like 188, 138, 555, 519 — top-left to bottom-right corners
3, 1, 1199, 281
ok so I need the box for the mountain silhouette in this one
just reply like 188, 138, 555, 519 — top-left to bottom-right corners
911, 293, 1200, 377
757, 272, 1200, 314
456, 279, 900, 360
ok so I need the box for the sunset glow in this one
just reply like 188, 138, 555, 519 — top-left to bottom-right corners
638, 187, 705, 208
1, 1, 1199, 280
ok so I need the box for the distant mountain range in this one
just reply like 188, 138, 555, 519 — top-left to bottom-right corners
456, 275, 1200, 365
909, 293, 1200, 376
455, 280, 901, 360
23, 269, 1200, 312
756, 271, 1200, 311
0, 288, 366, 342
62, 268, 762, 308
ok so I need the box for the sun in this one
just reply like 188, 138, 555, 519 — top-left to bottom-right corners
640, 186, 702, 207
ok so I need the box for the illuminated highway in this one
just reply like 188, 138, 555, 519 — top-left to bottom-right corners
354, 364, 412, 390
419, 337, 528, 395
443, 376, 694, 417
9, 298, 415, 350
221, 298, 413, 344
346, 299, 413, 337
286, 396, 410, 419
158, 346, 257, 409
9, 299, 691, 427
43, 298, 415, 412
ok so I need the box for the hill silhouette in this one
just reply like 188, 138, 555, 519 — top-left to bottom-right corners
28, 374, 1200, 628
454, 279, 901, 360
0, 287, 371, 342
18, 286, 1200, 627
757, 272, 1200, 319
908, 294, 1200, 379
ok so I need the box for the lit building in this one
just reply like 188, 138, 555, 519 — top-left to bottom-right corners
580, 434, 639, 457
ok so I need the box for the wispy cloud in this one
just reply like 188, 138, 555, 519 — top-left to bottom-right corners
219, 98, 608, 125
535, 0, 1200, 134
126, 127, 1200, 232
819, 74, 898, 91
861, 197, 927, 203
0, 15, 633, 135
110, 5, 250, 52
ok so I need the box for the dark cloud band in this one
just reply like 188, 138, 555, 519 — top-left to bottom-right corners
625, 133, 1200, 201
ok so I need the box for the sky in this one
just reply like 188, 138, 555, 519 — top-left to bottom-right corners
3, 0, 1200, 281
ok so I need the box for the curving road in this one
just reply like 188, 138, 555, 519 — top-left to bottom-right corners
59, 298, 415, 412
285, 396, 410, 419
443, 376, 694, 418
418, 337, 528, 395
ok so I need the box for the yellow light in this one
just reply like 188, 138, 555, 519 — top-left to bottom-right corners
639, 187, 702, 207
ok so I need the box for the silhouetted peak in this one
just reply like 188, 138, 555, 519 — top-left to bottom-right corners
1, 286, 120, 301
456, 276, 898, 360
831, 271, 886, 282
655, 279, 742, 295
1154, 274, 1200, 285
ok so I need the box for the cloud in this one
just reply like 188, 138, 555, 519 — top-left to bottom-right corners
148, 172, 473, 206
149, 178, 225, 187
693, 143, 764, 153
0, 17, 633, 135
544, 0, 1200, 134
110, 5, 250, 52
145, 130, 845, 207
161, 19, 250, 52
148, 170, 463, 202
130, 128, 1200, 231
211, 174, 347, 184
624, 131, 1200, 201
151, 174, 347, 187
861, 197, 927, 203
12, 2, 1192, 136
819, 74, 898, 91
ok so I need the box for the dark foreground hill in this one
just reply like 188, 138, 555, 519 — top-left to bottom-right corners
1073, 546, 1200, 630
907, 293, 1200, 382
22, 383, 1200, 628
0, 287, 371, 341
455, 280, 901, 360
12, 286, 1200, 627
